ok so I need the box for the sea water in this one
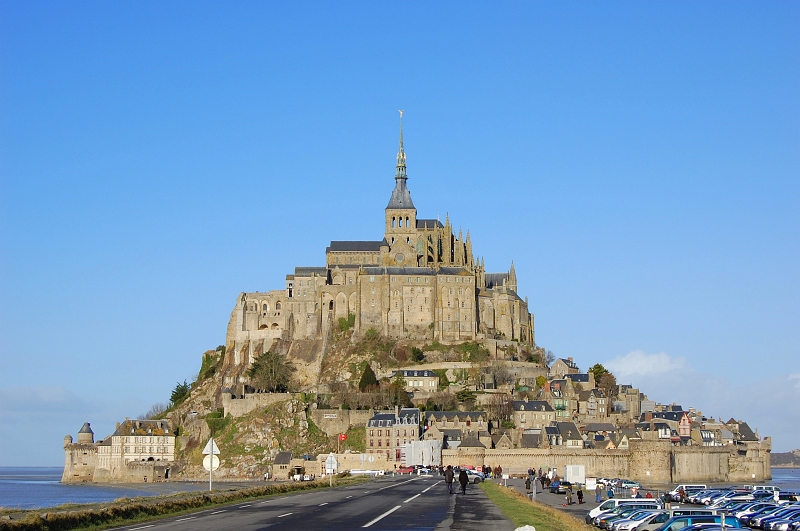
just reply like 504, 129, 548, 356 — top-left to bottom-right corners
0, 467, 157, 510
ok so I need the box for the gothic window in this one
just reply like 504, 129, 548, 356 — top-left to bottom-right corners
405, 216, 409, 227
407, 238, 410, 244
262, 303, 268, 312
392, 217, 396, 228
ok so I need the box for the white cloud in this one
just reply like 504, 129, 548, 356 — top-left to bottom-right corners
602, 351, 800, 453
604, 350, 688, 378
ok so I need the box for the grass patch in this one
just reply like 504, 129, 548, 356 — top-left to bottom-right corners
480, 481, 594, 531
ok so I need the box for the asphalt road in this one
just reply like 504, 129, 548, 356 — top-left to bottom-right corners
110, 474, 516, 531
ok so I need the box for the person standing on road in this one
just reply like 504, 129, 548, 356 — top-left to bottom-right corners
596, 483, 602, 503
525, 476, 532, 499
458, 469, 469, 495
577, 486, 584, 504
444, 465, 455, 494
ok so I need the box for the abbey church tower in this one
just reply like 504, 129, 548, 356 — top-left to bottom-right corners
383, 112, 420, 267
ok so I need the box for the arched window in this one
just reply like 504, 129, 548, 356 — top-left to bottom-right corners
276, 302, 281, 311
262, 303, 268, 311
392, 217, 396, 228
405, 216, 409, 227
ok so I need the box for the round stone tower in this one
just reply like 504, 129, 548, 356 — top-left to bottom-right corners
77, 422, 94, 444
63, 434, 73, 447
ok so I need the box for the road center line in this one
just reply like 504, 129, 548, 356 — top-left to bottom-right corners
362, 505, 402, 528
130, 526, 154, 530
318, 502, 328, 506
278, 512, 292, 518
404, 493, 421, 503
378, 478, 418, 491
239, 504, 252, 508
209, 510, 226, 514
346, 495, 353, 498
175, 516, 196, 522
422, 480, 442, 493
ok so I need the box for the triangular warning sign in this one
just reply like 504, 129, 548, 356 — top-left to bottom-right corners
202, 438, 220, 455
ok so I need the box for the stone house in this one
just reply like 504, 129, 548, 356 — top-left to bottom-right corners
512, 399, 555, 429
425, 411, 488, 434
366, 407, 420, 462
577, 389, 607, 418
549, 358, 579, 379
390, 369, 439, 392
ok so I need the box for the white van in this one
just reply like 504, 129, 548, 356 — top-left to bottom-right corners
752, 485, 780, 492
585, 498, 663, 523
668, 484, 707, 501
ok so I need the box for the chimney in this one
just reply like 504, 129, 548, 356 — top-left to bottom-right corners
568, 357, 573, 362
116, 422, 120, 430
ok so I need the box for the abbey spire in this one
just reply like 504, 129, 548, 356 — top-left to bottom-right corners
386, 110, 415, 210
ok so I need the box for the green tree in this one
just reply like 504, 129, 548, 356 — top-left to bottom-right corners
588, 363, 610, 382
358, 363, 379, 392
247, 351, 295, 392
535, 375, 547, 389
170, 381, 191, 405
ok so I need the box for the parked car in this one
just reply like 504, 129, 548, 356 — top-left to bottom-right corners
397, 466, 414, 474
549, 480, 572, 494
619, 480, 642, 489
465, 470, 484, 484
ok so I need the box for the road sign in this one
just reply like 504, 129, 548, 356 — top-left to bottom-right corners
203, 454, 220, 472
325, 453, 338, 472
202, 438, 220, 455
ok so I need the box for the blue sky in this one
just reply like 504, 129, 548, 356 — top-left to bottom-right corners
1, 2, 798, 465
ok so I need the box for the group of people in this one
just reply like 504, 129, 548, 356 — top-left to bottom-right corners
442, 465, 470, 495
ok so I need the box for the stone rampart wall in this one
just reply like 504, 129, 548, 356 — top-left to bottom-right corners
310, 409, 375, 436
223, 393, 295, 417
441, 442, 772, 483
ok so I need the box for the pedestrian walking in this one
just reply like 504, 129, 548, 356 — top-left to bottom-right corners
567, 486, 574, 505
596, 483, 602, 503
608, 485, 615, 499
444, 465, 455, 494
577, 486, 584, 504
458, 469, 469, 495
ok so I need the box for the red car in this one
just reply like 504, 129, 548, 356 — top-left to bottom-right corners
397, 466, 414, 474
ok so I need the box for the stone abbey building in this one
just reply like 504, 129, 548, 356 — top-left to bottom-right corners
226, 117, 534, 368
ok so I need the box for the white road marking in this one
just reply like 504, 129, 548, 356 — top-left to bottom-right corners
422, 480, 442, 493
378, 478, 418, 491
346, 495, 353, 498
175, 516, 196, 522
318, 502, 328, 506
239, 504, 252, 508
210, 510, 226, 514
278, 512, 292, 518
130, 526, 154, 530
362, 505, 402, 528
404, 493, 421, 503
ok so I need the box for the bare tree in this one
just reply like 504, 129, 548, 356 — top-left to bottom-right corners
141, 402, 168, 420
485, 393, 514, 423
545, 350, 555, 367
